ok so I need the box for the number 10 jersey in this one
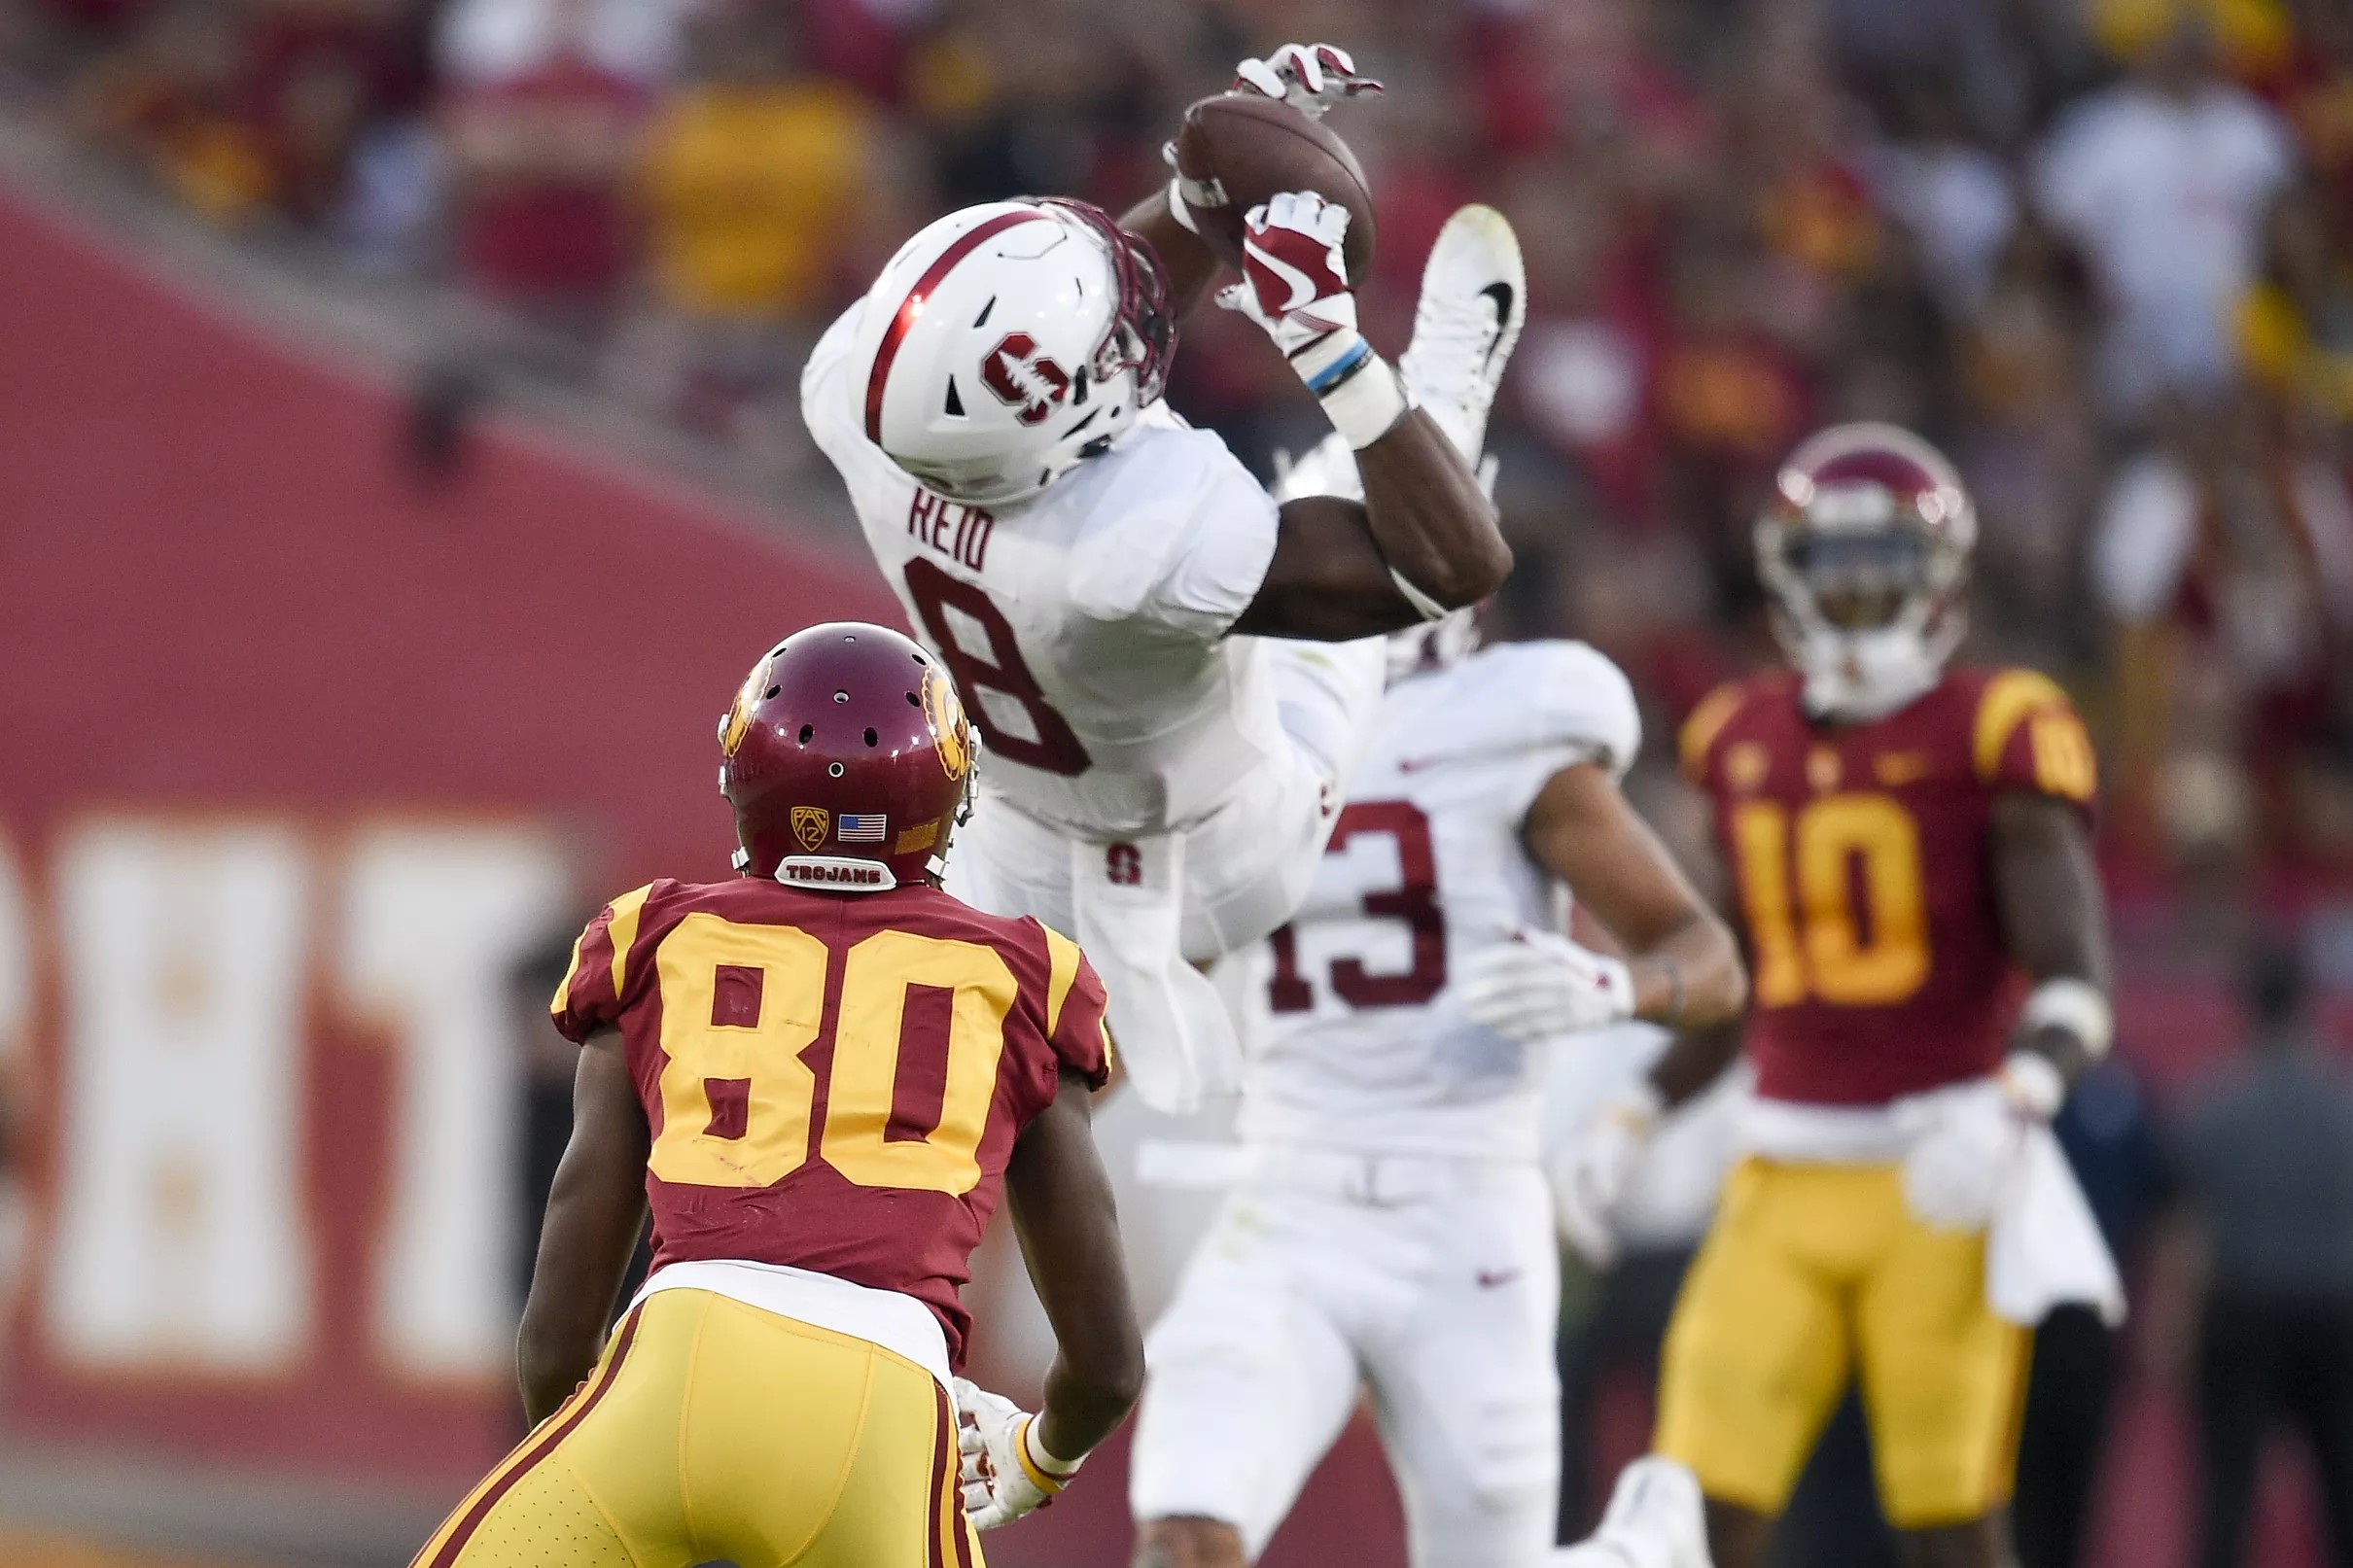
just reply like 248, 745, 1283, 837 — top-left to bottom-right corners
550, 878, 1111, 1365
1226, 641, 1642, 1162
1680, 665, 2097, 1108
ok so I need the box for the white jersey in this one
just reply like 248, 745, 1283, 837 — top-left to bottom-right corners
1228, 641, 1641, 1161
803, 302, 1291, 841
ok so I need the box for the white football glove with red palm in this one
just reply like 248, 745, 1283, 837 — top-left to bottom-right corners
954, 1377, 1083, 1531
1216, 192, 1405, 446
1232, 43, 1384, 118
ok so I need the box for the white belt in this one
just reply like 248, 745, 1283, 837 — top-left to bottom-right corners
1242, 1143, 1524, 1204
1738, 1098, 1914, 1165
628, 1259, 953, 1395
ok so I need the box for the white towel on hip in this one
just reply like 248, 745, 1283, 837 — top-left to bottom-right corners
1069, 830, 1239, 1114
1987, 1124, 2126, 1328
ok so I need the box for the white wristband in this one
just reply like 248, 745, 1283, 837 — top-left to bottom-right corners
1315, 347, 1409, 448
1023, 1414, 1084, 1481
2021, 977, 2114, 1060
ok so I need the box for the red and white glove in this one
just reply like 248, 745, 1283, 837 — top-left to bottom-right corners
1551, 1081, 1663, 1269
1216, 192, 1406, 446
954, 1377, 1082, 1531
1457, 926, 1637, 1044
1890, 1054, 2065, 1231
1232, 42, 1384, 119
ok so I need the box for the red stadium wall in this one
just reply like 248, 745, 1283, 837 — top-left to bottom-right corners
0, 186, 901, 1475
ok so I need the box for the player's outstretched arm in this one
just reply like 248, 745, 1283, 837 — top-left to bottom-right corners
1990, 791, 2114, 1091
1004, 1069, 1144, 1457
1520, 762, 1748, 1032
514, 1032, 650, 1428
1214, 193, 1507, 639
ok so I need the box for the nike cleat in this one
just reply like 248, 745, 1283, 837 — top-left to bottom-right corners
1398, 203, 1527, 463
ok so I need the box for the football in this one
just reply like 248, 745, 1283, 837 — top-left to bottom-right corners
1173, 92, 1377, 286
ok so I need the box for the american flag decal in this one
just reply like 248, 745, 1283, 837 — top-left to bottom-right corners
837, 814, 888, 843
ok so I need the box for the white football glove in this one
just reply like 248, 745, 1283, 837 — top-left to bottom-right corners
1457, 926, 1636, 1045
1232, 43, 1384, 119
1890, 1054, 2065, 1232
953, 1377, 1081, 1531
1551, 1081, 1663, 1269
1215, 191, 1357, 355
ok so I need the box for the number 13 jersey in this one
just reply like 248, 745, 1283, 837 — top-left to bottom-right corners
1227, 641, 1641, 1162
1680, 666, 2097, 1108
550, 878, 1111, 1365
804, 301, 1293, 840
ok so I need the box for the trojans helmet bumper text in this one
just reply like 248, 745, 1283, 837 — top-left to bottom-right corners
852, 198, 1176, 507
718, 622, 974, 890
1757, 422, 1976, 722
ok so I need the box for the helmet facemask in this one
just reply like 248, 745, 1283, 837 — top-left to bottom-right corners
1759, 490, 1968, 722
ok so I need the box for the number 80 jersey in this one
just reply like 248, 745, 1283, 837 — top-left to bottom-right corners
1680, 665, 2097, 1108
550, 879, 1111, 1365
1227, 641, 1641, 1163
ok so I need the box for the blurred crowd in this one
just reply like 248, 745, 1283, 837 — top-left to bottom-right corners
4, 0, 2353, 888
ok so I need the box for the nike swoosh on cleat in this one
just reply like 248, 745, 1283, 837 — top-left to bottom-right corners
1476, 283, 1514, 367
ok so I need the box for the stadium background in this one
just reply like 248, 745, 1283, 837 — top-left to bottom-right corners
1, 0, 2351, 1562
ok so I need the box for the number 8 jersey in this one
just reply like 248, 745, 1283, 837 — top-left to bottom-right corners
1680, 665, 2097, 1108
550, 878, 1111, 1365
1226, 641, 1642, 1161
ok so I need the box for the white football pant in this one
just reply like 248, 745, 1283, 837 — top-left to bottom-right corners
1132, 1154, 1562, 1568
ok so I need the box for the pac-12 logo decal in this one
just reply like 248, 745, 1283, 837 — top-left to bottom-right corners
791, 806, 830, 850
980, 333, 1071, 426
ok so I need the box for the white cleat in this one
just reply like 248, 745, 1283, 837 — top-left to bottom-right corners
1399, 202, 1527, 463
1553, 1457, 1714, 1568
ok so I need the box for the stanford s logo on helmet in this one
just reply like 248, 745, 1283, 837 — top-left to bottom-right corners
717, 623, 975, 890
980, 332, 1073, 426
854, 198, 1176, 506
1757, 422, 1976, 722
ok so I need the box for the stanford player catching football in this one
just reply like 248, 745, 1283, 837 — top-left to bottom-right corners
1546, 426, 2120, 1568
801, 43, 1524, 1114
410, 624, 1141, 1566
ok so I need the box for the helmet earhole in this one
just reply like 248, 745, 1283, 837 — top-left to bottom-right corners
863, 728, 878, 747
828, 762, 845, 779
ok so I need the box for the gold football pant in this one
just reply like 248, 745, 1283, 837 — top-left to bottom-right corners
411, 1289, 982, 1567
1654, 1159, 2032, 1531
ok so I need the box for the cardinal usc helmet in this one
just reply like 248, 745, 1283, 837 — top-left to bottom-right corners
852, 197, 1176, 506
718, 623, 974, 891
1758, 423, 1976, 721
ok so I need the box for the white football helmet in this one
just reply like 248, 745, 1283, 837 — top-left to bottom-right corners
850, 198, 1176, 507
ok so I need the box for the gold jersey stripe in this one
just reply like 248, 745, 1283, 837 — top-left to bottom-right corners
1972, 669, 2072, 782
605, 884, 655, 1001
1039, 923, 1084, 1038
548, 929, 588, 1019
1679, 683, 1746, 779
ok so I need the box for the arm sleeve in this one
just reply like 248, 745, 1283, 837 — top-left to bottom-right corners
549, 883, 660, 1045
1975, 671, 2098, 818
1034, 921, 1113, 1089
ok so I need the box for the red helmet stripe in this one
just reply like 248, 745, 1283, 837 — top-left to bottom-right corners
865, 211, 1049, 442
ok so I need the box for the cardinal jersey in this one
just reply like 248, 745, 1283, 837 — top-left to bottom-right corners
550, 876, 1110, 1364
1681, 666, 2096, 1108
1228, 642, 1642, 1161
803, 302, 1290, 841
